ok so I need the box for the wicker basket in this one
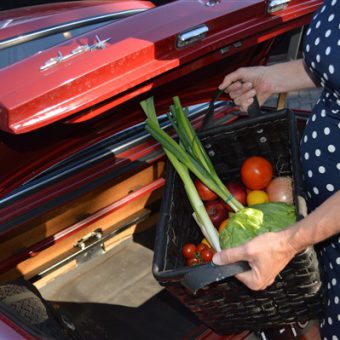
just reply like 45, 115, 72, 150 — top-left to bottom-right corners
153, 109, 326, 335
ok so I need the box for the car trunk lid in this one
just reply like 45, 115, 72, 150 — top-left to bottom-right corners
0, 0, 320, 134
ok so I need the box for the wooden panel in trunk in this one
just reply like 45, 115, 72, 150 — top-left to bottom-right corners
0, 162, 165, 263
0, 162, 165, 283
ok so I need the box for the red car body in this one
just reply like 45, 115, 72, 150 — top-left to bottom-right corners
0, 0, 321, 338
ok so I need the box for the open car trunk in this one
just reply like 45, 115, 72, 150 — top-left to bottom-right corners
38, 228, 204, 339
0, 0, 322, 338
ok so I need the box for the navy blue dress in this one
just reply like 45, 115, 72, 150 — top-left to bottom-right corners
301, 0, 340, 338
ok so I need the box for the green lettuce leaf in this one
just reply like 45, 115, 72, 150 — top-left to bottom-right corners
219, 202, 296, 249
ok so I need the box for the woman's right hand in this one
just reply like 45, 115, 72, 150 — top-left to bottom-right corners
219, 66, 274, 112
212, 230, 298, 290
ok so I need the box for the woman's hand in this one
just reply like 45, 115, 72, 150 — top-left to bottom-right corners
219, 66, 274, 112
212, 231, 298, 290
219, 60, 317, 112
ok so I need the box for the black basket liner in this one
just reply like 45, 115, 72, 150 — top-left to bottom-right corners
152, 109, 326, 334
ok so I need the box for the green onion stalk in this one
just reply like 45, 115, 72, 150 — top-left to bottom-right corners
140, 96, 244, 251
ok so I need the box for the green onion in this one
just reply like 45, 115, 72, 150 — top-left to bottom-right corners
140, 96, 244, 250
165, 149, 221, 251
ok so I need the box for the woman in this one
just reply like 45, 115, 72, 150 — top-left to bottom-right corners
213, 1, 340, 338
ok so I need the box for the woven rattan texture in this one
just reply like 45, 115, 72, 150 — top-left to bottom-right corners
155, 113, 326, 334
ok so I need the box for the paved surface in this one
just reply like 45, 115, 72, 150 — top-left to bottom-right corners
265, 88, 322, 111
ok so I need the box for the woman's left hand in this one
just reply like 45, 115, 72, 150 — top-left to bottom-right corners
212, 231, 298, 290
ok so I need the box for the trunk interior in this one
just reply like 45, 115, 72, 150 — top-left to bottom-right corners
38, 227, 203, 340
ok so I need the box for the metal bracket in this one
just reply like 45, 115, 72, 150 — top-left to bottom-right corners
74, 228, 104, 264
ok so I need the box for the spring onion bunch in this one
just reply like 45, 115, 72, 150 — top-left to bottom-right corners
140, 96, 244, 251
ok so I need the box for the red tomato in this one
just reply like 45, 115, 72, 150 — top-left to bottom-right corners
197, 243, 208, 252
224, 181, 247, 211
194, 179, 218, 201
204, 200, 228, 228
187, 257, 200, 266
200, 248, 214, 263
182, 243, 197, 259
241, 156, 273, 190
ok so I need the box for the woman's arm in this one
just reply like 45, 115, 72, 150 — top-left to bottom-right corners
286, 190, 340, 252
213, 190, 340, 290
219, 59, 318, 111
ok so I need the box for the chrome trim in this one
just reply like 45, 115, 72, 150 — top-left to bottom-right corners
177, 24, 209, 48
267, 0, 290, 13
40, 35, 111, 70
0, 9, 148, 50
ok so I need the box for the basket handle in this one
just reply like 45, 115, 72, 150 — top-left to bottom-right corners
181, 261, 250, 294
201, 89, 262, 131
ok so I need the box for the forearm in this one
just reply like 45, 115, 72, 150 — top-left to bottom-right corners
265, 59, 318, 94
284, 191, 340, 252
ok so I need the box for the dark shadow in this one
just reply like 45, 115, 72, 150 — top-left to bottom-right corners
50, 289, 201, 340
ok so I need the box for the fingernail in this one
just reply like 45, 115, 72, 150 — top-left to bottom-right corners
212, 252, 222, 265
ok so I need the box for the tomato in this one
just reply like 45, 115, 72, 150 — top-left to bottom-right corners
197, 243, 208, 252
204, 200, 228, 228
224, 181, 247, 211
200, 248, 214, 263
241, 156, 273, 190
247, 190, 269, 205
187, 257, 200, 266
194, 179, 218, 201
182, 243, 197, 259
218, 219, 229, 234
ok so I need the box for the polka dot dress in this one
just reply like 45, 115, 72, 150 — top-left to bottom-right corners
301, 0, 340, 338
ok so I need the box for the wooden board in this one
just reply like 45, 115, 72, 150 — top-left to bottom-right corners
0, 162, 165, 262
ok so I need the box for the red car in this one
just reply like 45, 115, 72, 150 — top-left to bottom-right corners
0, 1, 321, 339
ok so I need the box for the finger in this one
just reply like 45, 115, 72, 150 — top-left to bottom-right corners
219, 68, 245, 90
235, 271, 264, 291
234, 89, 256, 112
212, 246, 247, 265
229, 89, 245, 100
236, 269, 276, 291
228, 81, 255, 99
233, 89, 256, 104
240, 98, 254, 113
227, 81, 242, 92
241, 82, 253, 91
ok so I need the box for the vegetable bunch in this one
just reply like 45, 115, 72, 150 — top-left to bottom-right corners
141, 96, 296, 252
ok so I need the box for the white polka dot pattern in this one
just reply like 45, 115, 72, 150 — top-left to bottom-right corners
301, 1, 340, 338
